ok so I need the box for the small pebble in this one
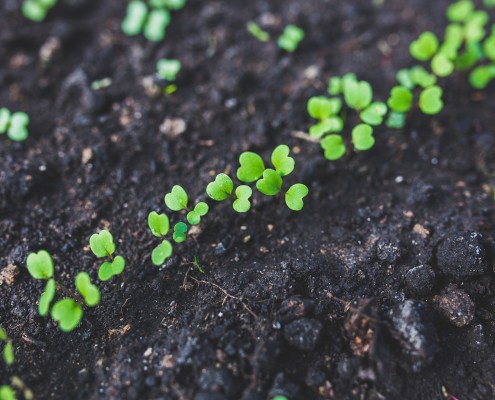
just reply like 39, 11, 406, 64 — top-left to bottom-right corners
433, 288, 475, 327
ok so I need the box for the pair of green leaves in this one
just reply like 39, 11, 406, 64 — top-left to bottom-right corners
22, 0, 57, 22
121, 1, 171, 42
205, 174, 254, 213
0, 327, 13, 367
410, 31, 456, 78
277, 24, 305, 52
164, 185, 209, 225
307, 97, 344, 138
156, 59, 181, 81
388, 85, 443, 116
320, 124, 374, 160
90, 230, 125, 281
0, 109, 29, 142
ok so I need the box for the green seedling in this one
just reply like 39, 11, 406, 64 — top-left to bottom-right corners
256, 169, 283, 196
233, 185, 252, 213
386, 112, 406, 129
51, 298, 83, 333
165, 185, 188, 211
409, 66, 437, 88
26, 250, 54, 279
327, 73, 356, 96
464, 11, 489, 42
22, 0, 57, 22
410, 31, 439, 61
237, 153, 265, 183
150, 0, 186, 9
419, 86, 444, 114
91, 78, 112, 91
387, 86, 413, 113
0, 109, 30, 142
144, 8, 171, 41
277, 24, 305, 52
352, 124, 375, 151
147, 211, 173, 265
271, 144, 295, 176
483, 35, 495, 60
360, 102, 388, 126
469, 65, 495, 89
0, 327, 14, 367
156, 59, 181, 81
0, 386, 15, 400
90, 230, 126, 281
431, 53, 454, 77
207, 174, 234, 200
309, 117, 343, 138
447, 0, 474, 22
285, 183, 308, 211
193, 256, 205, 273
173, 222, 188, 243
122, 1, 148, 35
75, 273, 101, 307
321, 134, 346, 160
343, 79, 373, 110
187, 202, 209, 225
38, 279, 55, 316
247, 21, 270, 42
307, 97, 342, 120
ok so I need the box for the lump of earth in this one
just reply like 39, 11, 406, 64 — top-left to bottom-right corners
433, 288, 475, 327
283, 318, 322, 351
404, 265, 436, 297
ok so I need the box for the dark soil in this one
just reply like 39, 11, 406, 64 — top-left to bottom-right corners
1, 0, 495, 399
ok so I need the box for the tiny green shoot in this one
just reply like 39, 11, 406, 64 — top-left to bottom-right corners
256, 169, 283, 196
90, 230, 126, 281
51, 298, 83, 333
410, 31, 439, 61
285, 183, 308, 211
156, 59, 181, 81
233, 185, 252, 213
173, 222, 188, 243
187, 202, 209, 225
387, 86, 413, 113
22, 0, 57, 22
352, 124, 375, 151
277, 24, 305, 52
247, 21, 270, 42
0, 109, 30, 142
321, 134, 346, 160
206, 174, 234, 200
419, 86, 444, 114
165, 185, 188, 211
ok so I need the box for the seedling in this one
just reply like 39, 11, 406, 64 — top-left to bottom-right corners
343, 79, 373, 111
386, 112, 406, 129
285, 183, 309, 211
387, 86, 413, 113
0, 327, 14, 366
321, 134, 346, 160
419, 85, 444, 114
90, 230, 126, 281
147, 211, 173, 265
26, 250, 101, 332
447, 0, 474, 22
173, 222, 188, 243
469, 65, 495, 89
431, 53, 454, 77
0, 108, 30, 142
206, 173, 234, 200
156, 59, 181, 81
187, 202, 209, 225
22, 0, 57, 22
150, 0, 186, 9
256, 169, 283, 196
352, 124, 375, 151
360, 102, 388, 126
193, 256, 205, 273
0, 385, 16, 400
233, 185, 252, 213
247, 21, 270, 42
165, 185, 188, 210
410, 32, 439, 61
91, 78, 112, 91
277, 24, 305, 52
307, 97, 342, 120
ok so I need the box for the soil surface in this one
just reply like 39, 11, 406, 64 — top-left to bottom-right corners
1, 0, 495, 399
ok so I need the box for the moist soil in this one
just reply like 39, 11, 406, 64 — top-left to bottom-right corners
1, 0, 495, 399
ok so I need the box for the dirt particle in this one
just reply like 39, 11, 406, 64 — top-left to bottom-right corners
81, 148, 93, 165
159, 117, 187, 140
413, 223, 430, 238
283, 318, 322, 351
277, 296, 314, 323
433, 288, 475, 327
108, 324, 131, 338
0, 264, 18, 285
405, 265, 435, 297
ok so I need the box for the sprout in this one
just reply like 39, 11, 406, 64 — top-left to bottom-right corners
419, 86, 444, 115
151, 240, 173, 266
360, 102, 388, 126
75, 272, 101, 307
147, 212, 174, 266
343, 79, 373, 110
277, 24, 305, 52
26, 250, 54, 280
309, 117, 343, 138
206, 174, 234, 200
233, 186, 252, 213
256, 169, 283, 196
447, 0, 474, 22
409, 66, 437, 88
387, 86, 413, 113
285, 183, 309, 211
164, 185, 189, 211
469, 65, 495, 89
173, 222, 188, 243
455, 41, 483, 70
160, 0, 186, 10
271, 144, 295, 176
307, 97, 342, 120
410, 32, 439, 61
431, 53, 454, 77
121, 1, 148, 36
320, 134, 346, 160
352, 124, 375, 151
187, 202, 209, 225
386, 112, 406, 129
22, 0, 57, 22
90, 230, 126, 281
156, 59, 181, 81
38, 279, 55, 316
0, 109, 30, 142
0, 328, 14, 367
144, 9, 171, 42
247, 21, 270, 42
51, 298, 83, 333
91, 78, 112, 91
237, 153, 265, 183
464, 11, 488, 42
483, 35, 495, 61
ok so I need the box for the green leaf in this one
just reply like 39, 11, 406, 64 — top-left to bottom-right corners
327, 77, 341, 95
164, 185, 188, 211
0, 108, 11, 134
156, 59, 181, 81
247, 21, 270, 42
98, 256, 125, 281
343, 80, 373, 110
431, 53, 454, 77
455, 41, 483, 70
0, 327, 6, 341
410, 32, 439, 61
173, 222, 188, 243
3, 342, 14, 366
271, 144, 294, 176
396, 69, 414, 90
187, 202, 209, 225
7, 112, 29, 142
483, 35, 495, 61
75, 272, 101, 307
419, 86, 444, 115
38, 278, 56, 316
387, 86, 413, 113
162, 0, 186, 10
22, 0, 47, 22
0, 385, 16, 400
277, 24, 305, 52
309, 117, 343, 138
236, 152, 265, 183
256, 169, 283, 196
321, 134, 346, 161
307, 97, 341, 120
121, 0, 148, 36
51, 299, 83, 332
352, 124, 375, 151
148, 211, 170, 237
206, 173, 234, 200
386, 112, 406, 129
233, 185, 252, 213
89, 230, 115, 258
464, 11, 488, 42
469, 65, 495, 89
143, 9, 171, 42
360, 102, 387, 126
409, 66, 437, 88
285, 183, 309, 211
151, 240, 173, 266
26, 250, 54, 280
447, 0, 474, 22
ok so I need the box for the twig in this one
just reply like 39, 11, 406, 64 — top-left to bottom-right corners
291, 130, 321, 143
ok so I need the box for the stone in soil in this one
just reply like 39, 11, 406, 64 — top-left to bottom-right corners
404, 265, 436, 297
433, 288, 475, 327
